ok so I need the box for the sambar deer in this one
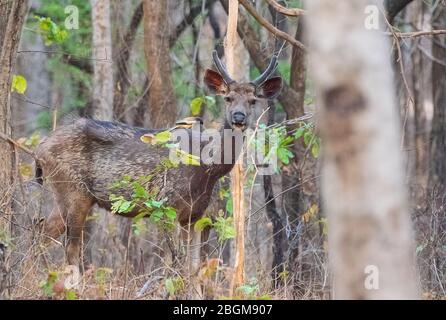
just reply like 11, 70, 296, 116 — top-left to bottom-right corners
36, 51, 282, 267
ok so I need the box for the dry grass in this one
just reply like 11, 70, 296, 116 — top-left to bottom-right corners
1, 173, 445, 300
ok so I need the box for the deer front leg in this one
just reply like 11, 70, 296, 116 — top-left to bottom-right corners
40, 191, 68, 245
42, 206, 66, 243
65, 197, 93, 267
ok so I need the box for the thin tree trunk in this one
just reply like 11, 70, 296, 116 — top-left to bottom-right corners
113, 2, 143, 122
225, 0, 246, 296
87, 0, 119, 269
408, 1, 428, 188
307, 0, 418, 299
264, 103, 285, 288
143, 0, 177, 128
91, 0, 114, 120
428, 1, 446, 293
0, 0, 28, 297
282, 17, 308, 291
265, 1, 288, 288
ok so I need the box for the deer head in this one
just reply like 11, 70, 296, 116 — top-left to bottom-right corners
204, 51, 283, 131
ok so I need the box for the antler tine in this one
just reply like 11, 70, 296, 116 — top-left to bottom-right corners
212, 50, 235, 84
251, 55, 278, 86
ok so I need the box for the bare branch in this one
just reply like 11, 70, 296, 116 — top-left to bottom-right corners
265, 0, 305, 17
0, 132, 36, 158
238, 0, 306, 51
391, 29, 446, 38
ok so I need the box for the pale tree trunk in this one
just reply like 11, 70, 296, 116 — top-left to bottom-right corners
224, 0, 249, 295
143, 0, 177, 128
87, 0, 126, 270
0, 0, 28, 297
307, 0, 418, 299
91, 0, 113, 120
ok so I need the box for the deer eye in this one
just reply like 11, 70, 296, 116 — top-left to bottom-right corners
224, 96, 233, 103
249, 99, 256, 106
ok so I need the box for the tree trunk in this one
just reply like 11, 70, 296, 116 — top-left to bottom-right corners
282, 17, 307, 288
113, 2, 144, 122
428, 1, 446, 293
87, 0, 127, 270
143, 0, 177, 128
407, 1, 428, 189
0, 0, 28, 297
307, 0, 418, 299
225, 0, 246, 295
91, 0, 114, 120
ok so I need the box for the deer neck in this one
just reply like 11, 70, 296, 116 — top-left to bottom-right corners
204, 121, 244, 179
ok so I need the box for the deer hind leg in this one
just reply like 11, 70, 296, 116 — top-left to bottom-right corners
65, 193, 93, 267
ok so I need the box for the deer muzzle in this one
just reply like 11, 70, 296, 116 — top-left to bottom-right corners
232, 112, 246, 130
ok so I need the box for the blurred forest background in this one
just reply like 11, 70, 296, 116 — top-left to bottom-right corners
0, 0, 445, 299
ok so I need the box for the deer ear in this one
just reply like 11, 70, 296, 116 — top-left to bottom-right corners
255, 77, 283, 99
204, 69, 229, 95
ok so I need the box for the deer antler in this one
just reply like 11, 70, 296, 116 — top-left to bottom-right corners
212, 50, 235, 85
251, 55, 278, 86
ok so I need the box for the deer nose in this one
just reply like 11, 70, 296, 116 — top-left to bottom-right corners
232, 112, 246, 124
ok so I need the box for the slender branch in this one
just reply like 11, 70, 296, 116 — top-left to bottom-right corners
265, 0, 305, 17
0, 132, 36, 158
391, 29, 446, 38
238, 0, 306, 51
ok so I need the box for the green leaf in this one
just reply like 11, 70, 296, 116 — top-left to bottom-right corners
225, 197, 233, 214
165, 207, 177, 221
118, 200, 134, 213
65, 289, 77, 300
214, 217, 236, 243
165, 143, 179, 149
194, 217, 212, 232
318, 217, 328, 235
150, 209, 163, 222
24, 131, 40, 147
190, 97, 204, 116
294, 127, 305, 139
204, 96, 216, 107
132, 182, 148, 199
165, 278, 175, 296
176, 149, 200, 166
110, 195, 125, 213
11, 75, 27, 94
165, 277, 184, 296
280, 136, 294, 146
35, 16, 68, 45
277, 147, 294, 165
154, 131, 172, 144
311, 142, 320, 158
150, 200, 163, 208
303, 131, 313, 146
